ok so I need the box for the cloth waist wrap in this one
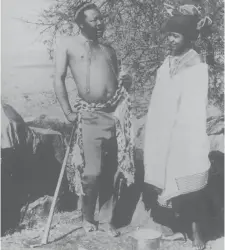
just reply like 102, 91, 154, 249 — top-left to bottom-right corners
66, 86, 135, 196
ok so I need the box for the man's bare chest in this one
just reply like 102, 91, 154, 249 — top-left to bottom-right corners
67, 43, 111, 65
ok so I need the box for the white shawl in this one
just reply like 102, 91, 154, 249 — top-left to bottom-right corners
144, 49, 210, 205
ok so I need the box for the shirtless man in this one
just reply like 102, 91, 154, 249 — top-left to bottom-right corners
54, 2, 133, 236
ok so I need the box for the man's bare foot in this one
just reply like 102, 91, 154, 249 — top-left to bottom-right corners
83, 220, 98, 233
162, 232, 186, 241
98, 223, 121, 237
192, 222, 205, 250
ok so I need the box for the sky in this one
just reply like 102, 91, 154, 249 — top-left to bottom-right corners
2, 0, 54, 67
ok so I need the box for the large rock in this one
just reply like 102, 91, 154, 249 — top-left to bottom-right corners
1, 103, 35, 235
21, 196, 56, 229
25, 117, 78, 212
29, 126, 66, 165
1, 109, 77, 235
25, 114, 73, 142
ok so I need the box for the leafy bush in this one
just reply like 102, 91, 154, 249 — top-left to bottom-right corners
31, 0, 224, 111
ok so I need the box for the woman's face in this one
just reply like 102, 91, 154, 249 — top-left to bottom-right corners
167, 32, 187, 55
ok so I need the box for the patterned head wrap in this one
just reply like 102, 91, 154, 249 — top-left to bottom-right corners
162, 3, 212, 41
162, 14, 200, 41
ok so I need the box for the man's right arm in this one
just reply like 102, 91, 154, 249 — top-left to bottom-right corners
54, 38, 75, 121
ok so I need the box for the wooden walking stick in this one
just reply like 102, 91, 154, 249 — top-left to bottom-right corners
42, 125, 76, 244
31, 125, 76, 248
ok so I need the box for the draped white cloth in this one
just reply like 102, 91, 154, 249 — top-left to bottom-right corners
144, 49, 210, 206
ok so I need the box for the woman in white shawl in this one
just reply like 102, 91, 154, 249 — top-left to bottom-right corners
144, 9, 211, 250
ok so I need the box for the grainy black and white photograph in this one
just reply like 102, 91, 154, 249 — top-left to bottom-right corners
1, 0, 224, 249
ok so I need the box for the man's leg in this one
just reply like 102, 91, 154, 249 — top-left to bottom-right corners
81, 175, 99, 231
81, 113, 103, 232
98, 136, 120, 236
81, 111, 120, 235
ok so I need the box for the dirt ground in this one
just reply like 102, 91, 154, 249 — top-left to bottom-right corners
1, 207, 223, 250
1, 66, 224, 249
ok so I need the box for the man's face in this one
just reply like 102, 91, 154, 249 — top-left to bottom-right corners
167, 32, 187, 56
80, 8, 105, 39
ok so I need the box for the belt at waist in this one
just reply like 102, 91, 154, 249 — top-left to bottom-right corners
80, 110, 115, 127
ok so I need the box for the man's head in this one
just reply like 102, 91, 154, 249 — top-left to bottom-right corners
162, 14, 199, 55
75, 3, 104, 41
